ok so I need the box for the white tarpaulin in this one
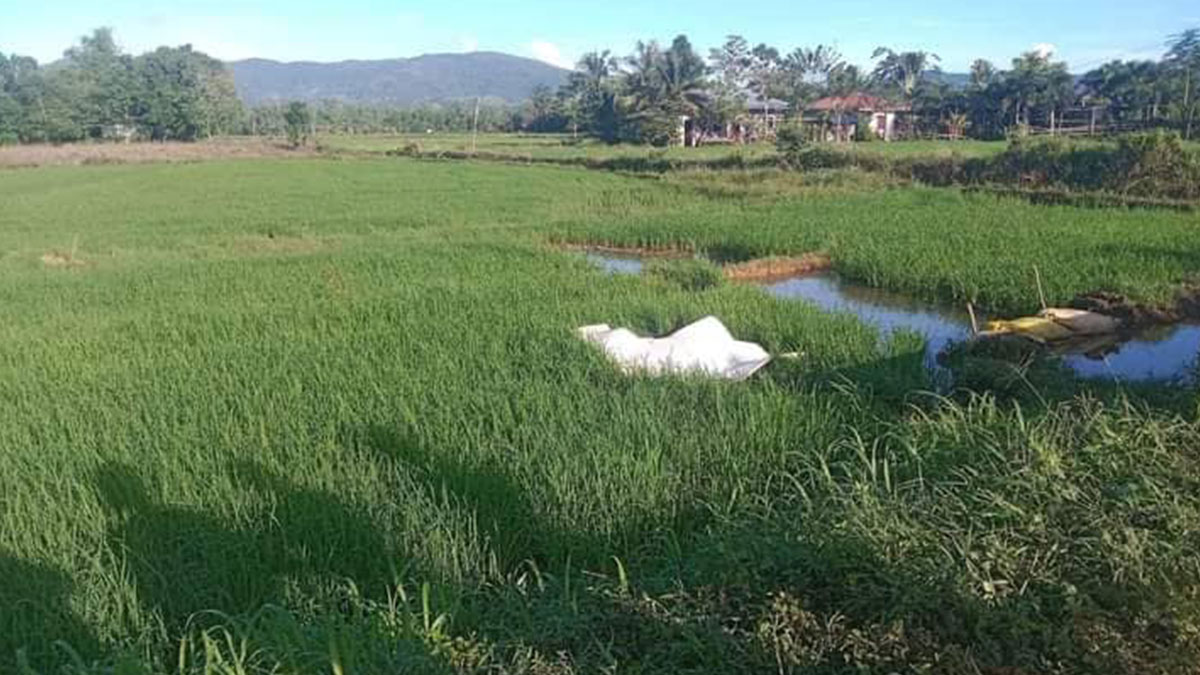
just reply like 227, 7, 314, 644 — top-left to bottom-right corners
577, 316, 772, 381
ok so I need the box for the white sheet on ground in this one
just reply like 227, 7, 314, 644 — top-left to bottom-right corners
576, 316, 772, 381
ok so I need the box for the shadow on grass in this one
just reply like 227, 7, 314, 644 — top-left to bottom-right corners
91, 460, 397, 648
47, 368, 1196, 673
0, 551, 99, 672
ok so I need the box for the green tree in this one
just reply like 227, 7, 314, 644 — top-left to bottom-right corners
969, 59, 997, 90
522, 84, 566, 132
134, 45, 242, 140
1004, 50, 1074, 129
621, 36, 708, 145
283, 101, 311, 147
707, 35, 752, 131
561, 50, 620, 142
1166, 28, 1200, 138
1081, 60, 1166, 123
871, 47, 941, 99
786, 45, 844, 86
826, 63, 870, 97
59, 28, 139, 138
747, 44, 782, 130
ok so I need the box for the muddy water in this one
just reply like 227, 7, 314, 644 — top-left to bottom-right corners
584, 253, 1200, 385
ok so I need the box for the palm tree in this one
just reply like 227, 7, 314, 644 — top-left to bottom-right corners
826, 63, 869, 97
571, 50, 618, 91
624, 41, 663, 109
786, 45, 844, 85
1005, 51, 1073, 129
565, 50, 620, 142
871, 47, 941, 99
656, 36, 709, 114
969, 59, 996, 90
622, 36, 709, 145
1166, 28, 1200, 138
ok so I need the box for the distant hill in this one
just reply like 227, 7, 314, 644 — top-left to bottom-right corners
928, 72, 972, 89
228, 52, 571, 105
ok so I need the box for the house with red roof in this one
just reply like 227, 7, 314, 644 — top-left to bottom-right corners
806, 93, 911, 141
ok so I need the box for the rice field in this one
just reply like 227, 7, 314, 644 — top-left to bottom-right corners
2, 156, 1199, 673
316, 132, 1005, 163
316, 132, 782, 160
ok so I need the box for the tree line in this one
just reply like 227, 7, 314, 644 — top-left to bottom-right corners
3, 27, 1198, 145
527, 28, 1200, 143
0, 29, 242, 143
0, 28, 528, 144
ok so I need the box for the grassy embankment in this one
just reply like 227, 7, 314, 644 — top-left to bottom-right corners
2, 158, 1199, 673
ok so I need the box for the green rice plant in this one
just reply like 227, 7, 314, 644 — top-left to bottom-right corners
642, 257, 724, 291
0, 157, 1198, 673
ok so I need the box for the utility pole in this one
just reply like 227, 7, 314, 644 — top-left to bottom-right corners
471, 97, 480, 154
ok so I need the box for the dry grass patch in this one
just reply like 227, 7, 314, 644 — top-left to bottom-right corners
40, 251, 86, 268
722, 253, 831, 281
0, 138, 317, 169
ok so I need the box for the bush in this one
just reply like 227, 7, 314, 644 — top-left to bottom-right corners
643, 258, 724, 292
854, 121, 876, 143
774, 120, 808, 156
783, 145, 853, 171
1114, 131, 1200, 199
983, 132, 1200, 200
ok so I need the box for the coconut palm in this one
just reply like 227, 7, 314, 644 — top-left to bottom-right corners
564, 50, 620, 141
969, 59, 997, 90
1166, 28, 1200, 137
826, 63, 870, 97
785, 45, 844, 86
656, 35, 709, 113
871, 47, 941, 99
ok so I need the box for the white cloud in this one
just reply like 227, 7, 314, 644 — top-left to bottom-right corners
529, 41, 572, 69
458, 35, 479, 52
1031, 43, 1057, 58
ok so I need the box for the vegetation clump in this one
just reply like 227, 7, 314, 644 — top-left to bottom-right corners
643, 257, 725, 291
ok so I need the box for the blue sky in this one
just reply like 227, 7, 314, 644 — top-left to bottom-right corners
3, 0, 1195, 72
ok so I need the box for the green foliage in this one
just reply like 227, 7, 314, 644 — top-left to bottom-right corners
643, 257, 725, 291
855, 119, 876, 142
984, 131, 1200, 199
774, 119, 809, 155
871, 47, 941, 99
0, 29, 244, 143
283, 101, 311, 147
135, 45, 243, 141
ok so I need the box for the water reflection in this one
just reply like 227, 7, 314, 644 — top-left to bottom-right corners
583, 252, 1200, 385
763, 275, 973, 370
585, 252, 646, 275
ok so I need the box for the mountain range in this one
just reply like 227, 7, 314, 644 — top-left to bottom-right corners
228, 52, 570, 105
227, 51, 987, 107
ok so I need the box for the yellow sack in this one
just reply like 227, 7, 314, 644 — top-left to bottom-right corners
985, 316, 1075, 343
1038, 308, 1120, 335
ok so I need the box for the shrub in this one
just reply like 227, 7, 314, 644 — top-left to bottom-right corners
854, 121, 876, 143
983, 132, 1200, 200
1114, 131, 1200, 200
774, 120, 808, 156
643, 258, 724, 291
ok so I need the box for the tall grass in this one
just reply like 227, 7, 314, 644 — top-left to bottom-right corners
1, 158, 1198, 673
